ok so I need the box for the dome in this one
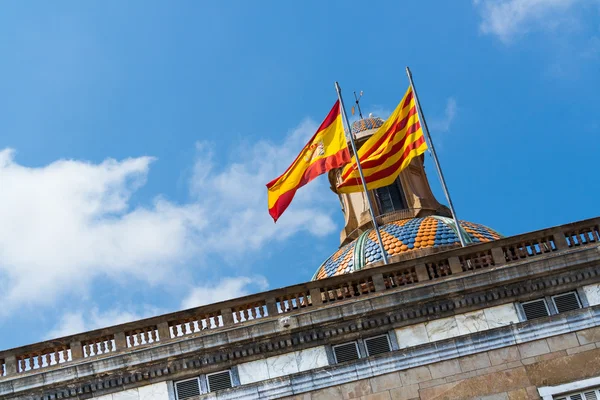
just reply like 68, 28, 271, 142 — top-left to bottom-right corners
312, 216, 502, 280
351, 116, 385, 136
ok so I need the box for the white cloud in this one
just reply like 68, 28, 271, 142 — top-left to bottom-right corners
190, 119, 337, 257
430, 98, 457, 133
474, 0, 583, 42
181, 276, 269, 309
0, 118, 339, 319
0, 150, 204, 315
46, 306, 160, 339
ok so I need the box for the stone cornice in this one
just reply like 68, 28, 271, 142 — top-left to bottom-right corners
189, 305, 600, 400
3, 217, 597, 364
2, 243, 600, 400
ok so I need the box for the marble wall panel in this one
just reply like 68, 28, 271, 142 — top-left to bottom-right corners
456, 310, 489, 335
425, 317, 460, 341
583, 284, 600, 306
296, 346, 328, 372
112, 389, 139, 400
484, 304, 519, 328
138, 382, 170, 400
266, 352, 299, 378
238, 359, 270, 385
395, 323, 429, 349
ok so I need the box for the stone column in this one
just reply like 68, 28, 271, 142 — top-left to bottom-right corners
265, 298, 278, 316
552, 229, 569, 250
4, 355, 16, 376
415, 264, 429, 282
157, 322, 171, 342
221, 308, 234, 326
114, 332, 127, 350
491, 247, 506, 266
448, 256, 463, 274
70, 341, 83, 360
309, 288, 323, 306
372, 273, 387, 292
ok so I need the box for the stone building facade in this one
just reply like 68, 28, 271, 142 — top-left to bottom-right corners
1, 116, 599, 400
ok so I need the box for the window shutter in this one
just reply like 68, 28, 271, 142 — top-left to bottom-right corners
207, 370, 232, 392
365, 335, 391, 356
553, 292, 581, 313
584, 391, 598, 400
522, 299, 549, 320
554, 388, 600, 399
333, 342, 360, 363
175, 378, 201, 400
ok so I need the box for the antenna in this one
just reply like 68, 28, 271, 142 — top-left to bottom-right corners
353, 91, 364, 119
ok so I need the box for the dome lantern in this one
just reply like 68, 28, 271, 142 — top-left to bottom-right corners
316, 115, 502, 280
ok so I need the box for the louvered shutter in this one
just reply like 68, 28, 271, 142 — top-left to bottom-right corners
584, 391, 598, 400
207, 370, 232, 392
554, 388, 600, 399
522, 299, 549, 320
365, 335, 391, 356
553, 292, 581, 313
333, 342, 360, 363
175, 378, 201, 400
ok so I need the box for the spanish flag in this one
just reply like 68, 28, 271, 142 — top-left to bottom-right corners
267, 101, 350, 222
337, 86, 428, 193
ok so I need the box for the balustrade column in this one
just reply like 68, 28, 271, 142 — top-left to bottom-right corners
157, 322, 171, 341
114, 332, 127, 350
415, 264, 429, 282
372, 273, 386, 292
70, 341, 83, 360
4, 355, 16, 376
448, 256, 463, 274
309, 288, 323, 306
491, 247, 506, 266
265, 298, 278, 316
221, 308, 234, 326
552, 229, 569, 250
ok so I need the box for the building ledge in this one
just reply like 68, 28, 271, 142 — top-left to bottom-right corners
0, 217, 598, 399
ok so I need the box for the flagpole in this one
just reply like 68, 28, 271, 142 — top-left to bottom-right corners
405, 67, 467, 247
335, 81, 389, 264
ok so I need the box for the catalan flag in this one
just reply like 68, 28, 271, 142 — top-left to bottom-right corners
267, 101, 350, 222
337, 86, 428, 193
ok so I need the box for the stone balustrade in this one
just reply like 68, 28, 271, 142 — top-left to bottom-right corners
81, 335, 115, 357
0, 217, 598, 380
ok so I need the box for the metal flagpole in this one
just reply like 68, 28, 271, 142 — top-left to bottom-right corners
405, 67, 467, 247
335, 81, 389, 264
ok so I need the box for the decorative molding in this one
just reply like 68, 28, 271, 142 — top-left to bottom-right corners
3, 253, 600, 400
186, 306, 600, 400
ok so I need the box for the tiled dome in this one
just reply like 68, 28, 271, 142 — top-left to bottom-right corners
312, 216, 502, 280
351, 117, 385, 135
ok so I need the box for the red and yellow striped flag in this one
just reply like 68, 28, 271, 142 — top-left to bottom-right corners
267, 101, 350, 222
337, 86, 428, 193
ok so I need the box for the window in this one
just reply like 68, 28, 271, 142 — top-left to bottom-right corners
521, 291, 583, 321
552, 292, 582, 313
555, 387, 600, 399
174, 370, 235, 398
207, 370, 233, 392
364, 334, 392, 356
174, 377, 201, 400
374, 179, 407, 214
333, 342, 360, 363
522, 299, 550, 320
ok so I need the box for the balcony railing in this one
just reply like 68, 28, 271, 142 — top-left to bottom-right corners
0, 217, 598, 378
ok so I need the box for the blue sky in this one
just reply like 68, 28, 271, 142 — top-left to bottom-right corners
0, 1, 598, 349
